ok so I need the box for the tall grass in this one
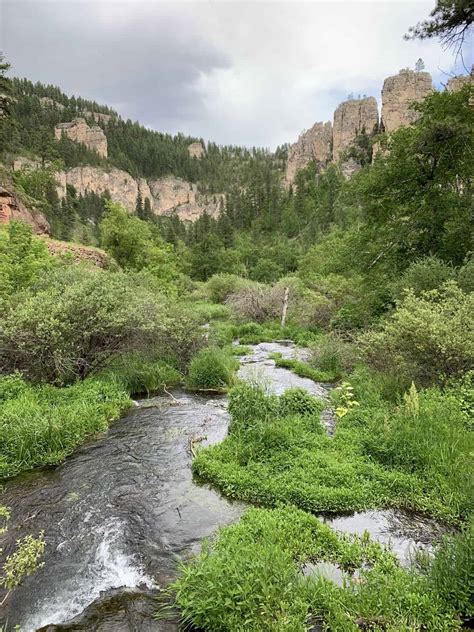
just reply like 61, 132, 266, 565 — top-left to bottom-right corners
186, 348, 238, 392
100, 352, 181, 396
0, 374, 131, 479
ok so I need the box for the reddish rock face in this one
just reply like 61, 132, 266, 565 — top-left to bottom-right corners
0, 187, 50, 234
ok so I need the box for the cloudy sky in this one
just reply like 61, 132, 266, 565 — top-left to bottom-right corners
1, 0, 468, 148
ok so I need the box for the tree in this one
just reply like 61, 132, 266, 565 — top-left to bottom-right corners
135, 191, 143, 217
405, 0, 474, 56
415, 58, 426, 71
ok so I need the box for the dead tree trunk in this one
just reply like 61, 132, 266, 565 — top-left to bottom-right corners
281, 286, 289, 327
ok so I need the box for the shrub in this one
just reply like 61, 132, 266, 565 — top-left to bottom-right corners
428, 520, 474, 618
226, 283, 274, 323
279, 388, 323, 419
0, 267, 167, 385
392, 256, 455, 298
205, 273, 247, 304
186, 348, 237, 391
310, 334, 356, 376
457, 255, 474, 293
360, 282, 474, 385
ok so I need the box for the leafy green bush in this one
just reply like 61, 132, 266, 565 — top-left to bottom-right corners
360, 282, 474, 385
427, 520, 473, 618
271, 354, 336, 382
186, 348, 237, 391
392, 256, 455, 299
279, 388, 324, 419
0, 375, 131, 478
0, 267, 167, 385
310, 333, 356, 376
457, 255, 474, 293
205, 273, 247, 303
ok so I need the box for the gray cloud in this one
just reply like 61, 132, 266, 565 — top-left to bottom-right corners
1, 0, 463, 148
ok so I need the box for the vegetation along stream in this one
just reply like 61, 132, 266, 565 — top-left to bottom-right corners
1, 343, 449, 631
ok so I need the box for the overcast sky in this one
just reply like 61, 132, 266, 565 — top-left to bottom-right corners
1, 0, 469, 148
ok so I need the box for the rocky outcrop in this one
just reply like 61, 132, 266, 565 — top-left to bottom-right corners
42, 238, 110, 268
188, 142, 205, 158
285, 121, 332, 187
149, 175, 222, 220
55, 166, 221, 221
55, 166, 149, 211
55, 118, 108, 158
332, 97, 378, 162
381, 70, 433, 133
0, 187, 50, 234
39, 97, 65, 111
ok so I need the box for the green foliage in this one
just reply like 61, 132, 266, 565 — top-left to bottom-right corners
427, 520, 474, 617
361, 282, 473, 385
310, 333, 355, 376
0, 266, 176, 384
392, 256, 455, 298
0, 221, 54, 308
205, 273, 248, 303
1, 533, 45, 591
0, 374, 131, 478
100, 353, 181, 396
186, 347, 237, 391
169, 506, 460, 631
194, 377, 469, 522
279, 388, 324, 419
271, 354, 338, 383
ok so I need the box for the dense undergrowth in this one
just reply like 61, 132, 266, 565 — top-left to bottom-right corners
169, 506, 473, 631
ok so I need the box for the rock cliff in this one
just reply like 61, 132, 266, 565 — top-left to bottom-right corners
332, 97, 379, 162
188, 142, 205, 158
0, 187, 50, 234
54, 118, 108, 158
42, 238, 110, 268
380, 69, 433, 133
55, 166, 222, 221
285, 121, 332, 187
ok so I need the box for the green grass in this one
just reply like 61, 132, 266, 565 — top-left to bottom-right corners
100, 352, 182, 396
236, 321, 320, 346
0, 373, 131, 479
186, 347, 239, 392
193, 381, 471, 523
168, 506, 463, 631
270, 352, 339, 382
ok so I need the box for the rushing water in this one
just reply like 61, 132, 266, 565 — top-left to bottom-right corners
0, 342, 445, 631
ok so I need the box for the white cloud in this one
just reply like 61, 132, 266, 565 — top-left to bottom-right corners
2, 0, 467, 148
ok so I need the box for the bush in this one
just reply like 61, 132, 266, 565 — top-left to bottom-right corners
0, 376, 131, 478
279, 388, 323, 419
186, 348, 237, 391
457, 255, 474, 293
360, 282, 474, 385
392, 256, 455, 299
310, 334, 356, 377
226, 283, 274, 323
205, 273, 247, 304
0, 267, 167, 385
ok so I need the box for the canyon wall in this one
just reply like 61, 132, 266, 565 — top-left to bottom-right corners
285, 68, 465, 185
380, 69, 433, 133
0, 187, 50, 234
54, 166, 222, 221
54, 118, 108, 158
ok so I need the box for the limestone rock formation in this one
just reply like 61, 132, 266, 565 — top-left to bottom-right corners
39, 97, 65, 111
0, 187, 50, 234
188, 142, 205, 158
285, 121, 332, 187
55, 166, 148, 211
381, 70, 433, 133
332, 97, 379, 162
149, 175, 222, 221
446, 71, 472, 94
54, 118, 108, 158
55, 167, 221, 221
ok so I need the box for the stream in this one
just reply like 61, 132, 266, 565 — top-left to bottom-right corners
0, 342, 446, 631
